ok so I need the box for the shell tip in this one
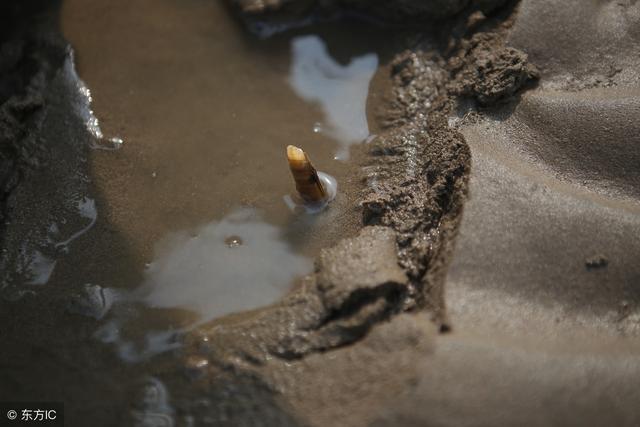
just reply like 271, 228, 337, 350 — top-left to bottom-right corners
286, 145, 306, 161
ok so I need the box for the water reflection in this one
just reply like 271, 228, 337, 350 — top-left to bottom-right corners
283, 171, 338, 214
94, 209, 312, 362
67, 48, 124, 150
289, 35, 378, 160
141, 208, 313, 322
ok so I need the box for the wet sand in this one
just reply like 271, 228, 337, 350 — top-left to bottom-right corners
378, 0, 640, 424
2, 0, 640, 425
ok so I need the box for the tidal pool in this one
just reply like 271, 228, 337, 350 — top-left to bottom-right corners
141, 208, 313, 321
47, 0, 394, 360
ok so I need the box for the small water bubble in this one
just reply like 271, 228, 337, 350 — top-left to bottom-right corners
224, 235, 243, 248
151, 172, 157, 178
312, 122, 323, 133
283, 171, 337, 214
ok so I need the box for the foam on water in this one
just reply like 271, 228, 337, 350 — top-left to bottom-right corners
289, 35, 378, 160
140, 208, 313, 319
93, 208, 314, 362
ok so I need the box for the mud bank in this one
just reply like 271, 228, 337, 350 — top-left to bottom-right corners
148, 2, 543, 426
228, 0, 511, 35
1, 0, 639, 426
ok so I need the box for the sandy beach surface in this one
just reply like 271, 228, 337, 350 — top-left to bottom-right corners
0, 0, 638, 425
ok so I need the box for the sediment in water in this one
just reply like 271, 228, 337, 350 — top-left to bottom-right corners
3, 0, 640, 426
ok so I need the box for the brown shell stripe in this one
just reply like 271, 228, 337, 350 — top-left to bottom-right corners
286, 145, 327, 203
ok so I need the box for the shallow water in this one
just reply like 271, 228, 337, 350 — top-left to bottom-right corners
289, 35, 378, 159
142, 208, 313, 321
50, 0, 393, 360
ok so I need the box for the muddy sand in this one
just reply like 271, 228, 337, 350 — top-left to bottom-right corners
1, 0, 639, 426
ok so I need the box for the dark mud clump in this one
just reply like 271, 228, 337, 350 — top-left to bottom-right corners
585, 254, 608, 271
231, 0, 511, 20
0, 0, 100, 293
362, 52, 471, 327
227, 0, 512, 35
449, 31, 539, 105
0, 1, 66, 237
